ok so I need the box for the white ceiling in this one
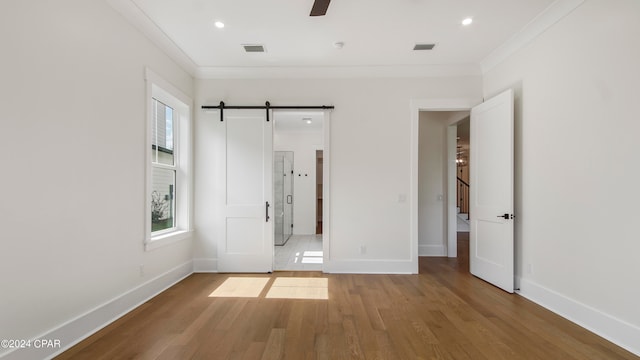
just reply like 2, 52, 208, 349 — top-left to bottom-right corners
274, 111, 324, 133
114, 0, 576, 77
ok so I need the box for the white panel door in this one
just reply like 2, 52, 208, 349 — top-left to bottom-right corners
219, 109, 273, 272
470, 89, 514, 293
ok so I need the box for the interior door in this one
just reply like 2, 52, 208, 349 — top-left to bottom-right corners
218, 109, 273, 272
470, 89, 514, 293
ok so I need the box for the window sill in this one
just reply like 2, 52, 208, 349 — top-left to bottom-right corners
145, 229, 192, 252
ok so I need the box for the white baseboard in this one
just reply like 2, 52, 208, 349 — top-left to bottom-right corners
193, 258, 218, 273
518, 277, 640, 357
193, 257, 415, 274
0, 261, 193, 360
323, 259, 417, 274
419, 244, 447, 257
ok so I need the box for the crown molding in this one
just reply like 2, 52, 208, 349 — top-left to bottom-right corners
107, 0, 581, 80
480, 0, 585, 74
106, 1, 479, 80
106, 0, 199, 76
195, 64, 481, 79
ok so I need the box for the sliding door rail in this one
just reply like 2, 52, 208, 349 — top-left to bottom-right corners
202, 101, 334, 121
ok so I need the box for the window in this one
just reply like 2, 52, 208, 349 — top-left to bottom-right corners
145, 68, 192, 250
151, 99, 176, 232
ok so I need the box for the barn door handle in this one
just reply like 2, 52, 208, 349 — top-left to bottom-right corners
266, 201, 270, 222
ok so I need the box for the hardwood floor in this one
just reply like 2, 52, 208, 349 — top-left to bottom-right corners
57, 234, 637, 359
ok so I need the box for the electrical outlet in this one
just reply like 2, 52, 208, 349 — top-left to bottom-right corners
527, 263, 533, 275
139, 264, 145, 277
360, 245, 366, 255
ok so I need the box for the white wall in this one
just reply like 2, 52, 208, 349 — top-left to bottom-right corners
483, 0, 640, 354
274, 130, 323, 235
418, 112, 448, 256
194, 77, 482, 273
0, 0, 194, 357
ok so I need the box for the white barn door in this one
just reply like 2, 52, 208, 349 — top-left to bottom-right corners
470, 89, 514, 293
218, 109, 273, 272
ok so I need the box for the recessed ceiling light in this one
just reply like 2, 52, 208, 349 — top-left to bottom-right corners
303, 117, 312, 124
214, 21, 225, 29
462, 17, 473, 26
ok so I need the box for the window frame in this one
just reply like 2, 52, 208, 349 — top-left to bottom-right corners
145, 68, 193, 251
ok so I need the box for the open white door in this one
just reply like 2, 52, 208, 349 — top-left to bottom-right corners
470, 89, 514, 293
218, 109, 273, 272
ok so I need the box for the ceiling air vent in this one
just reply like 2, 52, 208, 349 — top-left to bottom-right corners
413, 43, 436, 51
242, 44, 266, 53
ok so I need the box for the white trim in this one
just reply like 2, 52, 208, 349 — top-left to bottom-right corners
321, 111, 331, 272
146, 230, 192, 251
446, 125, 458, 257
0, 262, 193, 360
144, 68, 192, 107
410, 98, 480, 274
419, 244, 447, 257
106, 0, 198, 76
411, 98, 478, 111
196, 64, 481, 79
480, 0, 585, 74
323, 259, 414, 274
517, 277, 640, 357
193, 258, 218, 273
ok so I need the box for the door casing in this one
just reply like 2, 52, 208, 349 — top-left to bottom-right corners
410, 97, 481, 273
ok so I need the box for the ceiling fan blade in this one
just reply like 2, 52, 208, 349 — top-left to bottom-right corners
310, 0, 330, 16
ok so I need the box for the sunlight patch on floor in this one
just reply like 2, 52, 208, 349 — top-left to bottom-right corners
209, 277, 270, 297
303, 251, 323, 257
265, 277, 328, 300
292, 250, 324, 264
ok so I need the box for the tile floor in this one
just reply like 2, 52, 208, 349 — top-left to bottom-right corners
457, 214, 470, 232
274, 234, 323, 271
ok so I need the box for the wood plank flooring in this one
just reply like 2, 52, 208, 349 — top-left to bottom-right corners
57, 234, 638, 359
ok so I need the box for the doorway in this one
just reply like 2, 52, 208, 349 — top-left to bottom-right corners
417, 111, 470, 261
211, 106, 331, 273
411, 92, 515, 292
455, 117, 470, 235
410, 97, 478, 274
273, 111, 327, 271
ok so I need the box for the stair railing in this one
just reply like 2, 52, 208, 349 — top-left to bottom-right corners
457, 177, 470, 218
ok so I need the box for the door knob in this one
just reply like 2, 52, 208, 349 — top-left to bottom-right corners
497, 213, 514, 219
